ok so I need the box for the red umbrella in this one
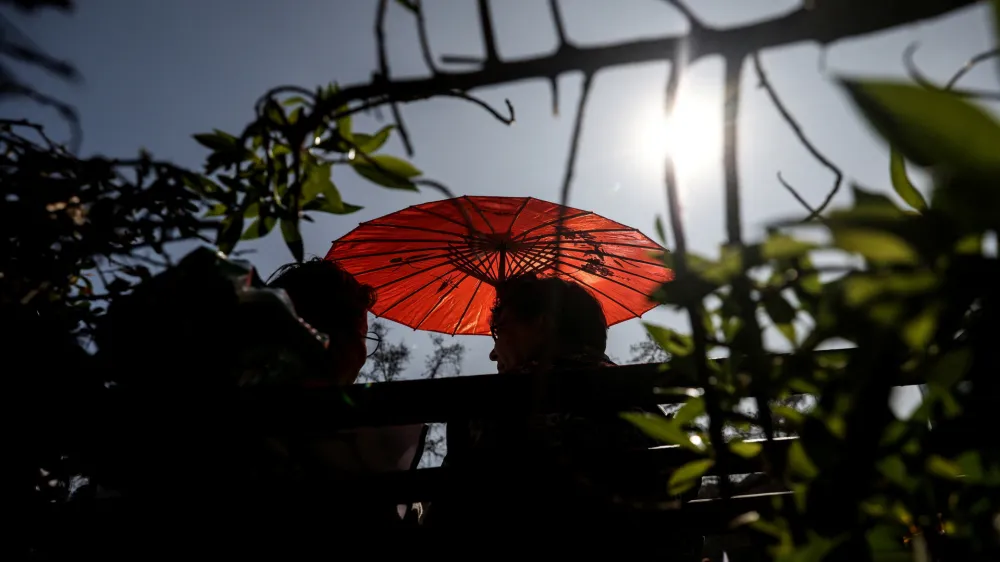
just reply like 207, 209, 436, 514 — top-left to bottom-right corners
325, 196, 673, 336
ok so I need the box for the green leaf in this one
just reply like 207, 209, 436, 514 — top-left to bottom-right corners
761, 234, 815, 260
926, 455, 962, 480
877, 455, 913, 489
241, 216, 276, 241
193, 130, 238, 152
654, 215, 667, 245
667, 458, 715, 496
831, 228, 918, 265
840, 79, 1000, 172
354, 125, 394, 154
282, 96, 308, 107
787, 440, 818, 479
621, 412, 705, 452
902, 303, 940, 351
889, 149, 927, 211
280, 217, 304, 263
956, 451, 983, 482
217, 214, 244, 256
351, 155, 422, 190
304, 198, 363, 215
729, 440, 762, 459
301, 161, 344, 213
643, 322, 693, 357
337, 106, 352, 143
205, 203, 228, 217
671, 396, 705, 426
927, 347, 972, 391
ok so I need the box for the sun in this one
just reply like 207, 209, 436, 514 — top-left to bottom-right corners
635, 96, 721, 177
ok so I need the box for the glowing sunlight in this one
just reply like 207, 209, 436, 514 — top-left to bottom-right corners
635, 94, 721, 178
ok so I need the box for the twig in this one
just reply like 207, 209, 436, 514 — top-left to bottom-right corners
441, 90, 515, 124
903, 43, 1000, 100
662, 0, 705, 30
374, 0, 415, 156
553, 73, 594, 270
413, 0, 437, 74
548, 0, 569, 45
298, 0, 973, 138
476, 0, 500, 66
752, 52, 842, 220
660, 48, 736, 501
777, 172, 819, 218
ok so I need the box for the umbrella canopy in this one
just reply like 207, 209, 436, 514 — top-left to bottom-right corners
325, 196, 673, 336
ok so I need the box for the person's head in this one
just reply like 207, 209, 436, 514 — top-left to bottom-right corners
267, 258, 377, 385
488, 273, 607, 373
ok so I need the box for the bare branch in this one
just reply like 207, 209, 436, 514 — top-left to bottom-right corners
662, 53, 734, 500
662, 0, 706, 30
413, 0, 437, 74
548, 0, 569, 45
778, 172, 819, 217
303, 0, 974, 134
476, 0, 500, 66
558, 73, 593, 207
752, 52, 842, 220
903, 43, 1000, 100
945, 46, 1000, 89
441, 90, 515, 124
374, 0, 415, 156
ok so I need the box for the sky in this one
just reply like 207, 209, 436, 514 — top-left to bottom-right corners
4, 0, 996, 412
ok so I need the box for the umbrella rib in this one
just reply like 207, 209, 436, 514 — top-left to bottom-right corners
560, 258, 655, 300
412, 270, 471, 331
516, 227, 645, 245
362, 222, 473, 240
331, 246, 457, 261
410, 205, 474, 232
555, 246, 668, 268
451, 278, 484, 336
464, 195, 496, 235
555, 253, 668, 284
563, 269, 643, 320
372, 253, 477, 291
351, 251, 456, 276
505, 197, 531, 237
513, 210, 592, 240
509, 241, 558, 277
376, 269, 455, 318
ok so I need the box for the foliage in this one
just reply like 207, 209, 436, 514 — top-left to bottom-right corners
628, 11, 1000, 559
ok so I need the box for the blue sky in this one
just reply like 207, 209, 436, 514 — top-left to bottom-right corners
4, 1, 996, 410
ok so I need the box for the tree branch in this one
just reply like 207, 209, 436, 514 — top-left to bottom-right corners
299, 0, 975, 137
752, 52, 843, 220
903, 43, 1000, 100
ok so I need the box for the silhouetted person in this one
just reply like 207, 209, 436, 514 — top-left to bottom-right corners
425, 274, 702, 559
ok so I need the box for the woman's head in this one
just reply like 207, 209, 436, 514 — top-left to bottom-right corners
488, 274, 607, 373
268, 258, 376, 384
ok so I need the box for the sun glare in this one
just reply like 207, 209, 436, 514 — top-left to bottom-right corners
636, 96, 721, 177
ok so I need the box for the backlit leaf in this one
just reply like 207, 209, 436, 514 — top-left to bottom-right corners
761, 234, 815, 260
926, 455, 962, 480
354, 125, 394, 154
352, 154, 422, 190
889, 148, 927, 212
280, 217, 304, 263
668, 458, 715, 496
241, 216, 276, 241
621, 412, 704, 452
840, 79, 1000, 172
730, 440, 762, 459
832, 228, 918, 265
643, 322, 694, 357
